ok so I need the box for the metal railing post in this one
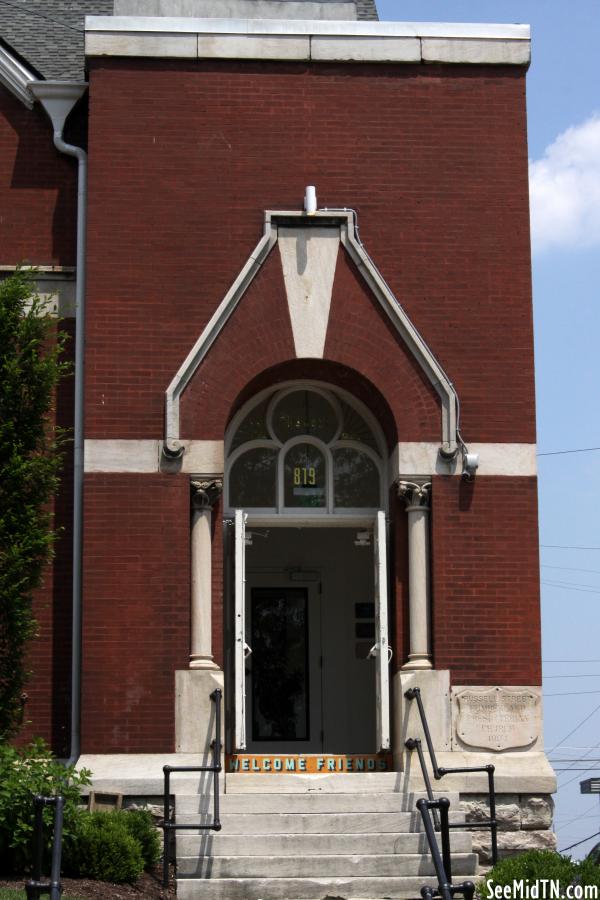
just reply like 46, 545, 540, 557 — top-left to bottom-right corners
416, 799, 452, 900
405, 688, 499, 866
163, 766, 171, 889
25, 795, 64, 900
49, 796, 64, 900
438, 797, 452, 884
161, 689, 224, 889
405, 688, 441, 778
488, 765, 498, 866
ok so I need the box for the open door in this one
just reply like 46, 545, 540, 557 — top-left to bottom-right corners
234, 509, 249, 750
373, 510, 391, 751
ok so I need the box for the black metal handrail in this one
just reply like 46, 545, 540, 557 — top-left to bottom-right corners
405, 686, 498, 865
417, 798, 476, 900
161, 687, 222, 888
25, 794, 65, 900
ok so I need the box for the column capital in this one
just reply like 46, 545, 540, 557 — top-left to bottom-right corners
191, 479, 223, 510
397, 480, 431, 510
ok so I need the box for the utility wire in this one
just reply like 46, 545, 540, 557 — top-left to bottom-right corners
544, 660, 600, 664
543, 580, 600, 595
546, 690, 600, 697
556, 738, 600, 780
539, 446, 600, 457
557, 802, 600, 830
547, 700, 600, 753
560, 830, 600, 853
560, 765, 600, 789
541, 545, 600, 551
0, 0, 83, 31
548, 676, 600, 681
542, 565, 600, 576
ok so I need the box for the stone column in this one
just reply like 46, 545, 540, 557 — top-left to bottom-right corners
398, 480, 432, 670
189, 479, 222, 670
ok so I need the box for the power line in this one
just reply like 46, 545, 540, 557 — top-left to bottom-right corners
539, 446, 600, 457
543, 580, 600, 595
546, 690, 600, 697
541, 545, 600, 551
542, 564, 600, 576
560, 764, 600, 789
547, 700, 600, 753
0, 0, 83, 31
560, 829, 600, 853
546, 674, 600, 679
544, 660, 600, 664
556, 801, 600, 830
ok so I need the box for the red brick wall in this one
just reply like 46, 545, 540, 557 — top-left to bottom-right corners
85, 59, 534, 444
0, 89, 79, 266
81, 474, 190, 753
431, 476, 541, 686
70, 58, 538, 750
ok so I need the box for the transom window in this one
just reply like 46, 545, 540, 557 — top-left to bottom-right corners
226, 385, 384, 514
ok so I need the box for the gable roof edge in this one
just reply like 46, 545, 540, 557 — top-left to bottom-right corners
163, 209, 460, 463
0, 40, 39, 108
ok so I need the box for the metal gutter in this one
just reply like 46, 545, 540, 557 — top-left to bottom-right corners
29, 81, 88, 766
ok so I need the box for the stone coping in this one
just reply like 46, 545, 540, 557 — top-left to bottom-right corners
85, 16, 530, 65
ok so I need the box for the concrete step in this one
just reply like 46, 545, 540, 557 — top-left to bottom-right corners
176, 791, 461, 815
175, 829, 474, 857
224, 772, 406, 793
175, 810, 466, 834
176, 811, 416, 833
176, 875, 476, 900
176, 852, 479, 878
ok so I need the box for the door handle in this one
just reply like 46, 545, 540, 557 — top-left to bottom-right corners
367, 643, 393, 662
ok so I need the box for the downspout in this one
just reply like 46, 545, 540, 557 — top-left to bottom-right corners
29, 81, 88, 765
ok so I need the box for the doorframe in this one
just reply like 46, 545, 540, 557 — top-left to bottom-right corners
229, 513, 392, 755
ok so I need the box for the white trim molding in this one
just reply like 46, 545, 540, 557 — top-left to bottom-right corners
85, 439, 537, 477
389, 442, 537, 481
164, 209, 460, 461
0, 43, 38, 109
84, 438, 224, 473
85, 17, 530, 66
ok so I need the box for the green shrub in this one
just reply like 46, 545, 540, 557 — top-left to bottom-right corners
0, 270, 71, 741
116, 808, 161, 869
63, 812, 144, 883
480, 850, 600, 898
0, 739, 90, 874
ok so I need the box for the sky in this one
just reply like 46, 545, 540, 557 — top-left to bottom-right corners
375, 0, 600, 861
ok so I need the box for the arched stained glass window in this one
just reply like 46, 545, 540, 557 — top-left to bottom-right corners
226, 384, 383, 513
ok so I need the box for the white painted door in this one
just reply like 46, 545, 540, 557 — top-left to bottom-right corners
373, 510, 391, 751
234, 509, 249, 750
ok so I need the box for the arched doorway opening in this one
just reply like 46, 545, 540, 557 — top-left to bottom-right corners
225, 381, 391, 759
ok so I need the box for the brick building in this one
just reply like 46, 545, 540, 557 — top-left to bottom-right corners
1, 0, 556, 891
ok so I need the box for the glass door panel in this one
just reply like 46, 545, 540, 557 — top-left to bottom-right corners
251, 588, 309, 742
246, 575, 322, 753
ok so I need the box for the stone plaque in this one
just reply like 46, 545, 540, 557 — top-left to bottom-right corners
455, 687, 539, 751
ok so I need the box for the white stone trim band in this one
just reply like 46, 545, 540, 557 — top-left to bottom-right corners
84, 439, 224, 473
85, 17, 530, 65
390, 442, 537, 481
85, 439, 536, 476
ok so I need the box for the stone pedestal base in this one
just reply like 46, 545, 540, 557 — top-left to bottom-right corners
392, 669, 451, 771
175, 669, 224, 759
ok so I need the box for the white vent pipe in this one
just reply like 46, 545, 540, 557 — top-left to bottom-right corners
304, 185, 317, 215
